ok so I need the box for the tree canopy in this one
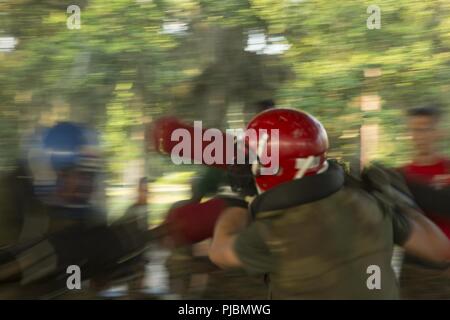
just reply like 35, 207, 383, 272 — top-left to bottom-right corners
1, 0, 450, 176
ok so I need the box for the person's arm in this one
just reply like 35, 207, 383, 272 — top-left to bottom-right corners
400, 206, 450, 266
208, 207, 250, 269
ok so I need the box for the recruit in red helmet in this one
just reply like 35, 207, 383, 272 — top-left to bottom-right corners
247, 108, 329, 192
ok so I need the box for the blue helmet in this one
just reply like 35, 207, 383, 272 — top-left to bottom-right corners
26, 122, 101, 196
42, 122, 100, 171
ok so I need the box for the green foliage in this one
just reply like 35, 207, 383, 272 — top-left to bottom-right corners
1, 0, 450, 176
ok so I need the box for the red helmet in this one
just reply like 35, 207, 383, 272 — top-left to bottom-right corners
246, 108, 329, 192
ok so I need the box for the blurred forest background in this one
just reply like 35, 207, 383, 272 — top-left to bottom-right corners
1, 0, 450, 221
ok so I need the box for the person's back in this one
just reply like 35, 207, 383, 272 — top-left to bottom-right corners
255, 185, 398, 299
210, 108, 450, 300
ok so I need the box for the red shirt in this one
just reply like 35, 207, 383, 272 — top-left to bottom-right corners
402, 157, 450, 239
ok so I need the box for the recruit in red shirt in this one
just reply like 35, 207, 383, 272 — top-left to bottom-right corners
402, 158, 450, 239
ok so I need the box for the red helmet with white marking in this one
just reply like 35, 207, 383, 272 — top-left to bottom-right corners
246, 108, 329, 192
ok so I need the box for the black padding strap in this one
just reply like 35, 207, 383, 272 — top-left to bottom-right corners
251, 161, 345, 216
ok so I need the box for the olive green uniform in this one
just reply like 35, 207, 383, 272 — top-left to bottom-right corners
234, 162, 411, 299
